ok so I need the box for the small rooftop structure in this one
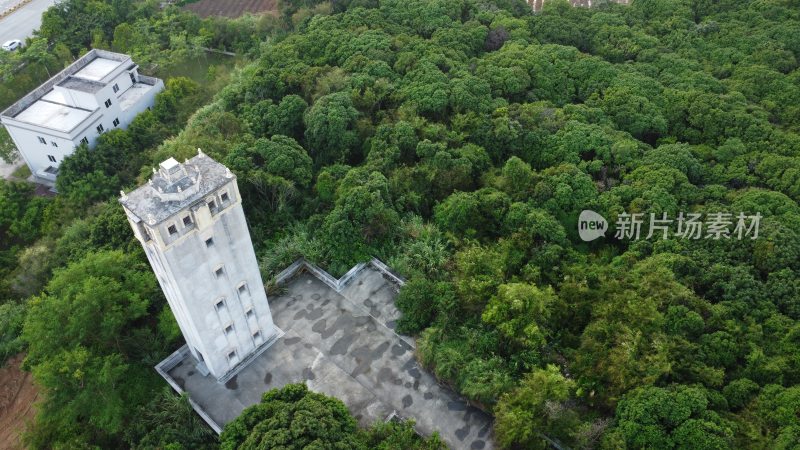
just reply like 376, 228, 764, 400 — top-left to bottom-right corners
156, 259, 496, 449
73, 56, 123, 81
121, 150, 234, 226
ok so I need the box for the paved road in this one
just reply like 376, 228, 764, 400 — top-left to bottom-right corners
0, 0, 58, 46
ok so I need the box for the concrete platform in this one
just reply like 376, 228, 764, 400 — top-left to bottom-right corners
157, 260, 495, 449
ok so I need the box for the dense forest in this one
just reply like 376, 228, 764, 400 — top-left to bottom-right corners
1, 0, 800, 448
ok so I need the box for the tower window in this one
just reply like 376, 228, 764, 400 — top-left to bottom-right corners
227, 350, 236, 360
224, 324, 233, 335
80, 136, 88, 145
96, 124, 104, 134
129, 72, 136, 83
112, 83, 119, 93
182, 215, 192, 226
215, 266, 224, 278
208, 200, 217, 211
37, 136, 46, 144
246, 308, 254, 318
215, 299, 225, 310
167, 224, 177, 235
221, 192, 229, 202
253, 331, 261, 340
51, 141, 58, 147
104, 98, 112, 108
238, 283, 248, 294
47, 155, 56, 163
112, 118, 120, 127
205, 237, 214, 247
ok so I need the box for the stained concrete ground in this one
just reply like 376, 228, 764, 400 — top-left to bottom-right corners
167, 267, 495, 449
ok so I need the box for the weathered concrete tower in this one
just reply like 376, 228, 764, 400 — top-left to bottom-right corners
120, 150, 280, 382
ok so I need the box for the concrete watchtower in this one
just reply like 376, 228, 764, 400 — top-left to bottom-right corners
120, 150, 281, 382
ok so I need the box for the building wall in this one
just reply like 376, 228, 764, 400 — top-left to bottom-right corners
128, 180, 276, 379
1, 64, 163, 178
3, 124, 76, 177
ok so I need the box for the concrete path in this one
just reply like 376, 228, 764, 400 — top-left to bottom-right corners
0, 156, 23, 180
165, 270, 496, 449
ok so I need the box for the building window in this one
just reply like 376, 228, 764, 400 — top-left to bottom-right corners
37, 136, 46, 144
112, 83, 119, 93
129, 72, 136, 83
182, 215, 192, 226
246, 308, 254, 318
221, 192, 230, 202
80, 136, 88, 145
208, 200, 217, 211
215, 298, 225, 311
96, 124, 104, 134
215, 266, 224, 278
47, 155, 56, 163
224, 324, 234, 335
112, 118, 120, 127
104, 99, 112, 108
227, 350, 236, 361
205, 237, 214, 248
167, 224, 177, 235
238, 283, 248, 294
253, 331, 261, 340
51, 141, 58, 147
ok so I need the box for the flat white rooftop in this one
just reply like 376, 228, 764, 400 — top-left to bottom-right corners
14, 100, 91, 132
119, 82, 156, 111
73, 57, 122, 81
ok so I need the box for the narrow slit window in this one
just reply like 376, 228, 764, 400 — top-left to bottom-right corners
112, 83, 119, 93
245, 308, 254, 318
104, 98, 112, 108
96, 124, 104, 134
37, 136, 46, 144
51, 141, 58, 147
215, 299, 225, 311
47, 155, 56, 163
238, 283, 247, 294
227, 351, 236, 360
215, 266, 224, 278
205, 237, 214, 247
80, 136, 88, 145
112, 118, 120, 127
253, 331, 261, 340
224, 324, 233, 335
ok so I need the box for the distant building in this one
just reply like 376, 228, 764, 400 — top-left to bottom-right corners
0, 49, 163, 183
120, 152, 281, 381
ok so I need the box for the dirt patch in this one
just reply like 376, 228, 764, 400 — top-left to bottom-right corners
0, 353, 38, 450
183, 0, 278, 19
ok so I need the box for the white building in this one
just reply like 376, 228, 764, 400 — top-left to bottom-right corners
0, 49, 164, 183
120, 151, 281, 382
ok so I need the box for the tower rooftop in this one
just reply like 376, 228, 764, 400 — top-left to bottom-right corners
120, 150, 234, 225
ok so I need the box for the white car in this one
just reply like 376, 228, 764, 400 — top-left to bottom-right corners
2, 40, 22, 51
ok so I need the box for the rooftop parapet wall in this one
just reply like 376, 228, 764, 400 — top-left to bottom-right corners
120, 150, 235, 225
